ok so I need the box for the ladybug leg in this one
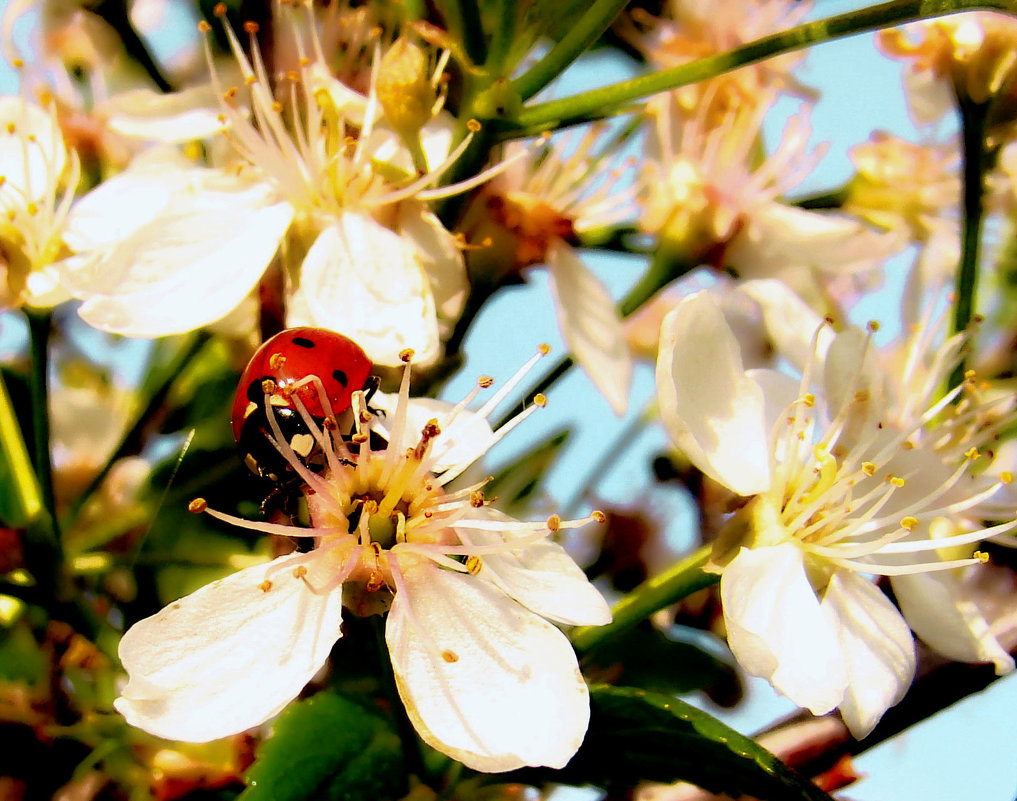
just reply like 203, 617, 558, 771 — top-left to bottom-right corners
361, 374, 382, 416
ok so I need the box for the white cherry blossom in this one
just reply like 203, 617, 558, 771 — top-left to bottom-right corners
115, 346, 611, 772
655, 280, 1017, 736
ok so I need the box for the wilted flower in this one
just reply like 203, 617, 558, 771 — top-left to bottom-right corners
115, 346, 611, 772
655, 280, 1016, 736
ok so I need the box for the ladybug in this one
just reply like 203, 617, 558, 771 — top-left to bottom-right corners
232, 327, 375, 483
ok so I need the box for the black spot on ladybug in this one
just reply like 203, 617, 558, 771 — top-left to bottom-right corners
292, 337, 316, 349
333, 369, 349, 387
246, 378, 267, 403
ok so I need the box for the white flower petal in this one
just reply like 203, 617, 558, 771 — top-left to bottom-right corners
288, 214, 440, 366
386, 560, 590, 772
738, 279, 832, 370
455, 507, 612, 626
398, 204, 468, 323
370, 393, 496, 473
656, 291, 772, 494
822, 571, 915, 738
102, 86, 229, 142
546, 240, 633, 415
64, 187, 292, 336
115, 550, 344, 742
893, 571, 1014, 675
721, 544, 847, 716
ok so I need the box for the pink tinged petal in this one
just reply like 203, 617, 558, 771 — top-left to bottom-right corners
546, 241, 633, 415
288, 214, 439, 366
892, 572, 1014, 675
655, 291, 771, 495
102, 87, 229, 142
0, 97, 66, 204
721, 545, 847, 716
821, 571, 916, 738
386, 562, 591, 772
64, 190, 292, 336
457, 508, 612, 626
114, 550, 344, 743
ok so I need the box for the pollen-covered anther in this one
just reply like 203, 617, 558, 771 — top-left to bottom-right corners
269, 352, 286, 370
1002, 471, 1014, 484
975, 551, 990, 564
198, 19, 212, 33
213, 2, 226, 16
293, 565, 308, 579
465, 556, 482, 575
547, 514, 561, 533
538, 343, 551, 356
862, 462, 877, 477
442, 650, 460, 663
469, 491, 485, 508
900, 516, 919, 532
802, 393, 815, 408
478, 375, 494, 389
592, 510, 606, 523
243, 21, 259, 34
867, 320, 880, 333
258, 580, 272, 592
188, 498, 208, 513
323, 417, 338, 431
965, 447, 980, 460
467, 119, 482, 132
534, 393, 548, 408
400, 349, 415, 363
366, 571, 385, 592
854, 390, 870, 403
889, 475, 906, 488
352, 432, 369, 445
261, 378, 277, 394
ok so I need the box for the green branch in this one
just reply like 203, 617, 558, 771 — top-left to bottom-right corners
505, 0, 1017, 132
511, 0, 633, 101
950, 97, 990, 385
572, 544, 716, 653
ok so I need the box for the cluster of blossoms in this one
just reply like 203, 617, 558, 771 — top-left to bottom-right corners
5, 0, 1017, 793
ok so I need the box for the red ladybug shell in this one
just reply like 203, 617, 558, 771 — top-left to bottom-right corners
231, 327, 373, 444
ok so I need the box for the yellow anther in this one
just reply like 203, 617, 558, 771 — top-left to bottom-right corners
261, 378, 277, 394
467, 119, 482, 132
293, 565, 308, 578
11, 58, 23, 68
188, 497, 207, 513
965, 447, 980, 460
975, 550, 989, 563
245, 75, 257, 85
854, 390, 870, 403
198, 20, 212, 33
465, 556, 482, 575
889, 476, 906, 487
592, 510, 606, 523
243, 20, 260, 34
802, 393, 815, 407
469, 491, 485, 508
442, 650, 459, 663
286, 70, 300, 83
1002, 471, 1013, 484
867, 320, 880, 333
547, 514, 561, 532
861, 462, 877, 477
538, 343, 551, 355
366, 571, 385, 592
269, 351, 286, 370
534, 393, 547, 407
271, 101, 283, 113
964, 369, 977, 381
258, 580, 273, 592
400, 348, 415, 363
900, 516, 919, 531
5, 122, 14, 134
352, 433, 369, 444
478, 375, 494, 389
902, 441, 915, 450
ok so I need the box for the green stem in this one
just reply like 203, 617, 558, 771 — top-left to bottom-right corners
438, 0, 487, 67
571, 544, 715, 654
68, 332, 211, 523
484, 0, 517, 74
511, 0, 633, 102
0, 369, 42, 527
950, 97, 989, 386
25, 310, 58, 538
507, 0, 1017, 133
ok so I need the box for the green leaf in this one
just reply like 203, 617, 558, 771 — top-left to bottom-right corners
485, 429, 570, 515
241, 691, 404, 801
582, 624, 743, 707
550, 685, 833, 801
